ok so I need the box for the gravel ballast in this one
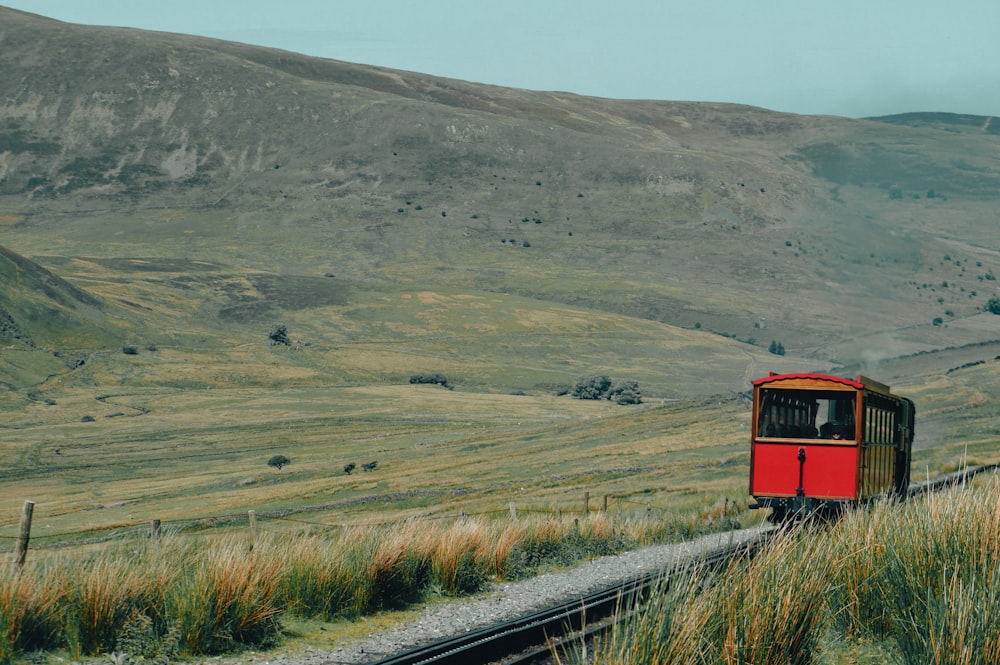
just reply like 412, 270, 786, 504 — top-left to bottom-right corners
207, 526, 768, 665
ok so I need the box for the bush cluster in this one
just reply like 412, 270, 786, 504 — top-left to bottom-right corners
267, 323, 290, 346
570, 375, 641, 405
409, 373, 450, 389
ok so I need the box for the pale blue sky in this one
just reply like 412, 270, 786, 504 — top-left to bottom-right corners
5, 0, 1000, 118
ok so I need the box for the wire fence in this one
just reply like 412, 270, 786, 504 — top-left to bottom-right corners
1, 489, 744, 558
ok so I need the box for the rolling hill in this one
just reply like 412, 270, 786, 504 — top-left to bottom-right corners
0, 5, 998, 397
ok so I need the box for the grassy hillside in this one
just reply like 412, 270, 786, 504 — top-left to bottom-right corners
0, 7, 997, 561
2, 7, 999, 370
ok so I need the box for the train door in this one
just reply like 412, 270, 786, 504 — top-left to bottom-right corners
894, 398, 915, 494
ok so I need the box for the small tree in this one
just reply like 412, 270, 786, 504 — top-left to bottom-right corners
987, 296, 1000, 315
267, 454, 290, 470
768, 340, 786, 356
268, 323, 290, 346
344, 462, 356, 475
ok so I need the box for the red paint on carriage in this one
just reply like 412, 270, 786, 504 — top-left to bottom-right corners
748, 372, 914, 520
750, 441, 859, 500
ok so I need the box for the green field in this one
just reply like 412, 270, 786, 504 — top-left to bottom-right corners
3, 347, 997, 550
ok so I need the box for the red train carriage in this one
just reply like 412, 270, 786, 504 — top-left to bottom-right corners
749, 372, 915, 521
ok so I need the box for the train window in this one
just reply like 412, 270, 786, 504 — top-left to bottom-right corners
863, 393, 900, 445
757, 389, 857, 440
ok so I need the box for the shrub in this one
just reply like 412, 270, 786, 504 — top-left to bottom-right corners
409, 373, 450, 389
987, 296, 1000, 315
571, 375, 612, 400
267, 323, 290, 346
121, 345, 138, 355
608, 380, 642, 405
768, 340, 785, 355
571, 376, 641, 404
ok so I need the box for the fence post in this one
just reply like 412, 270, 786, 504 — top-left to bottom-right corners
602, 495, 609, 513
150, 519, 161, 541
248, 510, 258, 546
509, 502, 518, 521
582, 491, 590, 516
15, 500, 34, 570
646, 501, 652, 520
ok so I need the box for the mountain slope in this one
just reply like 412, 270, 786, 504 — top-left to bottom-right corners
0, 245, 117, 348
1, 6, 999, 374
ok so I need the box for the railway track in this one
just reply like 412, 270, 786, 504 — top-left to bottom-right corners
368, 531, 775, 665
908, 462, 998, 498
366, 464, 998, 665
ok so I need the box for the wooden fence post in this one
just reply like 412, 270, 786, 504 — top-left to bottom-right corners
150, 519, 161, 541
248, 510, 258, 545
509, 502, 518, 521
602, 494, 609, 513
15, 500, 34, 570
582, 491, 590, 516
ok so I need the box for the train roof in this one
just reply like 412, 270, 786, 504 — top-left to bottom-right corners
752, 372, 882, 392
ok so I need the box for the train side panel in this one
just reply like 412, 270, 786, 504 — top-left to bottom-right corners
750, 441, 859, 499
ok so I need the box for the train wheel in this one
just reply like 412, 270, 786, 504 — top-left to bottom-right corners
768, 506, 789, 524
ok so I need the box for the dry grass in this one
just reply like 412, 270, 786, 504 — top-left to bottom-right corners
581, 475, 1000, 665
0, 563, 72, 664
0, 507, 752, 662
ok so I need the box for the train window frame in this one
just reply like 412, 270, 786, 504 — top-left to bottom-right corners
862, 392, 903, 448
756, 387, 858, 443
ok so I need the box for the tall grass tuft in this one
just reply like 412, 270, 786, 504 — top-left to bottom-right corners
278, 533, 369, 619
707, 530, 832, 665
70, 550, 167, 656
893, 566, 1000, 665
0, 564, 72, 664
838, 479, 1000, 664
584, 569, 715, 665
583, 528, 832, 665
826, 499, 903, 641
361, 523, 432, 612
168, 538, 283, 654
421, 520, 492, 595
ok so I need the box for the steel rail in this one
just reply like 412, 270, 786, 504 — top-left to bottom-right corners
367, 464, 998, 665
908, 463, 998, 498
367, 532, 773, 665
